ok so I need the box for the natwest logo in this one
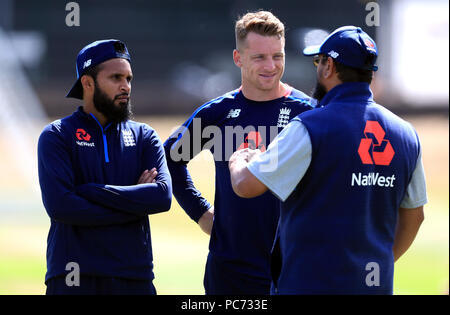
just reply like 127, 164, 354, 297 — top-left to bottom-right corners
76, 128, 91, 142
358, 121, 395, 166
237, 131, 266, 151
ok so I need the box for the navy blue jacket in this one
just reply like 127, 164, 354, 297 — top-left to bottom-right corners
38, 106, 171, 282
164, 87, 315, 282
273, 83, 420, 294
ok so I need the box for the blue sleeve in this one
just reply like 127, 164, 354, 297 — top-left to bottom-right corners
163, 103, 217, 222
38, 125, 141, 227
75, 128, 172, 215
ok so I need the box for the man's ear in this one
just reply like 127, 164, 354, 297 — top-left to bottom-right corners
233, 49, 242, 68
323, 57, 335, 79
80, 75, 94, 91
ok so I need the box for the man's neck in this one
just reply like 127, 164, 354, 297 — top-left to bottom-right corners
241, 82, 288, 102
324, 76, 343, 94
82, 102, 108, 127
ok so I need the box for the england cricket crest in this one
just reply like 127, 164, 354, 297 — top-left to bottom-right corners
277, 107, 291, 128
122, 129, 136, 147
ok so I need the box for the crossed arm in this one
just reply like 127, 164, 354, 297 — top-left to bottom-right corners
38, 127, 171, 227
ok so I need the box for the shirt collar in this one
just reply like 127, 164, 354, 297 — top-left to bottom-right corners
319, 82, 374, 107
74, 106, 116, 131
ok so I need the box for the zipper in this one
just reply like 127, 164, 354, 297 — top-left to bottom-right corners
90, 114, 112, 163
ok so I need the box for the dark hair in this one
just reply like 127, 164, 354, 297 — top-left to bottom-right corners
80, 64, 103, 98
83, 63, 103, 82
320, 55, 374, 84
335, 62, 373, 84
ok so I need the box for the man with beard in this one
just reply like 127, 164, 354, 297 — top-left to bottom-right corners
229, 26, 426, 294
38, 40, 172, 295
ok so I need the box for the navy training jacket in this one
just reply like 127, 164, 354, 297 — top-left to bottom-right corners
164, 87, 316, 287
38, 106, 172, 283
273, 83, 420, 294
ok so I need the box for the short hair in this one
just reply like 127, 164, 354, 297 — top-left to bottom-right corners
83, 64, 103, 82
335, 62, 373, 84
319, 55, 373, 84
81, 63, 104, 98
235, 10, 285, 49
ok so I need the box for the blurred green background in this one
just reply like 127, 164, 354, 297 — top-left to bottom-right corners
0, 115, 448, 295
0, 0, 448, 295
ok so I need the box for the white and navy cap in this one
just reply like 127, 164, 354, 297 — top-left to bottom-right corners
303, 26, 378, 71
66, 39, 131, 99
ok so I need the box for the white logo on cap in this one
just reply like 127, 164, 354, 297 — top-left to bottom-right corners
83, 59, 92, 69
328, 51, 339, 58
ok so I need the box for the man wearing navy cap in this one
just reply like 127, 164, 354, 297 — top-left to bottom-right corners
229, 26, 427, 294
38, 40, 172, 294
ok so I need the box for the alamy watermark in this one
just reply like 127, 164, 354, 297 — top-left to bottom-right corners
365, 262, 380, 287
365, 2, 380, 27
65, 2, 378, 28
65, 262, 80, 287
168, 118, 280, 172
65, 2, 80, 27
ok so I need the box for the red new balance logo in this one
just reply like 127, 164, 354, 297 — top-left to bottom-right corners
76, 128, 91, 142
358, 121, 395, 166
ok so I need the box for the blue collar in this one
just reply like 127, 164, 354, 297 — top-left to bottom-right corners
89, 112, 112, 132
319, 82, 374, 107
75, 106, 114, 131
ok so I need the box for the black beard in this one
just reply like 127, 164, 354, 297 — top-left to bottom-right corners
312, 81, 328, 103
93, 81, 132, 124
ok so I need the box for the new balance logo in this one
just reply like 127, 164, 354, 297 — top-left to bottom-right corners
122, 129, 136, 147
83, 59, 92, 69
328, 51, 339, 58
277, 107, 291, 128
227, 109, 241, 119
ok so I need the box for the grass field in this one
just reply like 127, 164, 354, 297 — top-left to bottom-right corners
0, 114, 448, 295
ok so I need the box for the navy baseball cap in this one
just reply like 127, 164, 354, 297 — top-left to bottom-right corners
66, 39, 131, 99
303, 26, 378, 71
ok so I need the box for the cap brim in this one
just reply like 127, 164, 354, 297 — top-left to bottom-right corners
303, 45, 321, 56
66, 79, 83, 99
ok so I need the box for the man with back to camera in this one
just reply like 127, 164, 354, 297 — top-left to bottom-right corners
229, 26, 426, 294
163, 11, 316, 294
38, 39, 172, 295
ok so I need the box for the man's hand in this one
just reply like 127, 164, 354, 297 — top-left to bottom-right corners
229, 148, 268, 198
229, 148, 261, 168
198, 206, 214, 235
137, 168, 158, 184
246, 148, 262, 162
